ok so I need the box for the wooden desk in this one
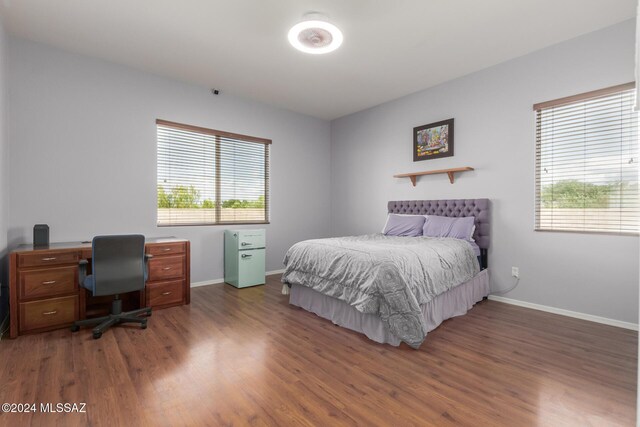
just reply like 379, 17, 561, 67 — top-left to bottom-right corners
8, 238, 190, 338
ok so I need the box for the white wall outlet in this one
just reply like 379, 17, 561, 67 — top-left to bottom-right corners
511, 267, 519, 278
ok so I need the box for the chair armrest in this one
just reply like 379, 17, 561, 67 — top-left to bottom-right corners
144, 254, 153, 281
78, 259, 89, 286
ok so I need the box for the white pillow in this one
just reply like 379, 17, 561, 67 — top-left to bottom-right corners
422, 215, 476, 241
381, 213, 425, 233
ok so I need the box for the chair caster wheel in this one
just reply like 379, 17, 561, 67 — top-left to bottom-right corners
141, 321, 147, 330
93, 332, 102, 339
70, 325, 80, 332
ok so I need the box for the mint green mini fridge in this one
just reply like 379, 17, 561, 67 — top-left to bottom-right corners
224, 229, 266, 288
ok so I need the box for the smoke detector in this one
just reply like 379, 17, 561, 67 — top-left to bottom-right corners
288, 13, 343, 55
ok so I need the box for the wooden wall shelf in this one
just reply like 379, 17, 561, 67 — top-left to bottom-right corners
394, 167, 474, 186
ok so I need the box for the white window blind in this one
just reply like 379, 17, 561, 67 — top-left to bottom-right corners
534, 83, 638, 235
157, 119, 270, 226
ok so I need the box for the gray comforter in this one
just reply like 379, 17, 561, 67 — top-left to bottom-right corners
282, 234, 479, 348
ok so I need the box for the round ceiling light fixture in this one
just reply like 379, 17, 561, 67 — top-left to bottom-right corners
288, 13, 343, 55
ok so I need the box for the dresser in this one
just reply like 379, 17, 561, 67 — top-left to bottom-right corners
8, 237, 190, 338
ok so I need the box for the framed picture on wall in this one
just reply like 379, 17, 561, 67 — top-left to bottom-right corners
413, 118, 454, 161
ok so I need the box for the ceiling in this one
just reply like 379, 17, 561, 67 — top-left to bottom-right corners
0, 0, 635, 120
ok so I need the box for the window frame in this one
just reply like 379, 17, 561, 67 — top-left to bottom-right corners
156, 119, 271, 227
533, 82, 638, 236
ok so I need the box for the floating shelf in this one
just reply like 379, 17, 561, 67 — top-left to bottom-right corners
394, 167, 474, 186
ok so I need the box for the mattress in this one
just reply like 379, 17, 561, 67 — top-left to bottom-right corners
468, 240, 481, 257
289, 269, 490, 347
282, 234, 480, 347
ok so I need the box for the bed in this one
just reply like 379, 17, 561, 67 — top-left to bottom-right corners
282, 199, 490, 348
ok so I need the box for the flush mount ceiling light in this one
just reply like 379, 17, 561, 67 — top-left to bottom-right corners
288, 13, 343, 55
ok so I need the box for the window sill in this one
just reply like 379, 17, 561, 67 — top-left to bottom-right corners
158, 221, 270, 227
534, 228, 638, 237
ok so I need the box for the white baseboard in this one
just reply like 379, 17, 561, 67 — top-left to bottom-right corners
189, 275, 637, 331
488, 295, 638, 331
191, 269, 286, 288
191, 278, 224, 288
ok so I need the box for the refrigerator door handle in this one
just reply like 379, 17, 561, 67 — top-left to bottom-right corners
241, 253, 253, 258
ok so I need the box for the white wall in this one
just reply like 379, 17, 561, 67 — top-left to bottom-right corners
330, 19, 639, 323
6, 20, 638, 323
0, 20, 8, 319
7, 38, 332, 283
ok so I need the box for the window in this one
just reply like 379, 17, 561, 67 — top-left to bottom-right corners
156, 119, 270, 226
534, 83, 638, 235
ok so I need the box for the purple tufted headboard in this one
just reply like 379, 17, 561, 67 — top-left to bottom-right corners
387, 199, 490, 249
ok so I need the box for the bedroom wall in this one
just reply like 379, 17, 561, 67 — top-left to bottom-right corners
7, 38, 332, 284
330, 19, 639, 324
0, 20, 8, 322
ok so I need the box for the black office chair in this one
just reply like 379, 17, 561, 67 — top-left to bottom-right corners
71, 234, 152, 339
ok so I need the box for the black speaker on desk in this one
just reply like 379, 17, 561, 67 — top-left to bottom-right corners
33, 224, 49, 247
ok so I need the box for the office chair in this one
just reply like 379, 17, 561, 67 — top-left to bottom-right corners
71, 234, 153, 339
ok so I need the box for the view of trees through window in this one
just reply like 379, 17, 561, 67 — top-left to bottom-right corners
535, 85, 638, 234
156, 120, 270, 226
540, 180, 637, 209
157, 185, 265, 209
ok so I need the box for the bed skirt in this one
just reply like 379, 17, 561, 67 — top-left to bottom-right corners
289, 269, 490, 346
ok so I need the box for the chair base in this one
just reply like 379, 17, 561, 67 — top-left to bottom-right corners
71, 297, 151, 339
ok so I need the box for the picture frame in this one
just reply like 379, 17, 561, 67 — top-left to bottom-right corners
413, 118, 454, 161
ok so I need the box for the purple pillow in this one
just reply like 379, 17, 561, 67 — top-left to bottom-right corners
423, 215, 475, 240
383, 214, 426, 237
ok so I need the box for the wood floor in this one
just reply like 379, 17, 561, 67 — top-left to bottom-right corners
0, 274, 636, 426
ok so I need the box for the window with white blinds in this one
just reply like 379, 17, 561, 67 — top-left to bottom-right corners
156, 119, 270, 226
534, 83, 638, 235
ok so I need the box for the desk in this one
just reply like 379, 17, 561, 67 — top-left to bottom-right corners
8, 237, 190, 338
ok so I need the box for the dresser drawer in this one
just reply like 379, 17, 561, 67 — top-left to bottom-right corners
18, 251, 79, 268
19, 296, 78, 333
147, 280, 183, 307
19, 266, 77, 299
146, 242, 185, 256
148, 255, 184, 281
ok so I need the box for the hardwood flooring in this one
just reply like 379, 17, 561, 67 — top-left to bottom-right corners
0, 274, 636, 426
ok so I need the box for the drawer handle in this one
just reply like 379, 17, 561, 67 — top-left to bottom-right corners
162, 248, 172, 252
241, 254, 252, 258
42, 310, 58, 316
162, 267, 172, 271
42, 280, 57, 285
161, 291, 172, 296
41, 257, 57, 261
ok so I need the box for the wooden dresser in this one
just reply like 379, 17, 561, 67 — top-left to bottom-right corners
8, 238, 190, 338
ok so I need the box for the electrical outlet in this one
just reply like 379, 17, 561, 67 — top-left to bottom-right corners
511, 267, 519, 278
